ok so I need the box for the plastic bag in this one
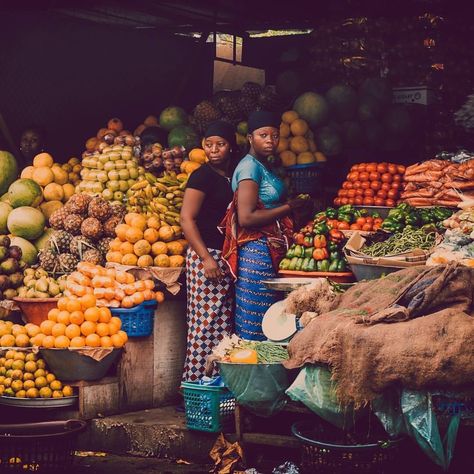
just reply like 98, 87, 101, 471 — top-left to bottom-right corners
218, 363, 294, 417
285, 365, 364, 429
272, 461, 300, 474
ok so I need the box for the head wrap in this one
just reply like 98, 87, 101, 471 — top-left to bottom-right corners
204, 120, 236, 148
248, 110, 280, 134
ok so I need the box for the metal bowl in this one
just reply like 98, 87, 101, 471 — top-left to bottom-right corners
0, 395, 78, 408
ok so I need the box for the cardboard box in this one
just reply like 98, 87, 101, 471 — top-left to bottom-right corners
392, 86, 435, 106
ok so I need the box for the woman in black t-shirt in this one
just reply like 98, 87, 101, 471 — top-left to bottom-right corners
180, 121, 237, 382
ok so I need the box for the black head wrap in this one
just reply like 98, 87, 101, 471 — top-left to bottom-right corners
248, 110, 280, 134
204, 120, 236, 148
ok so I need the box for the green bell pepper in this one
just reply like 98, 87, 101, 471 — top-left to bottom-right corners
319, 259, 330, 272
294, 245, 304, 258
405, 212, 420, 226
328, 259, 339, 272
288, 257, 299, 271
336, 260, 347, 272
304, 247, 314, 258
329, 251, 341, 261
286, 245, 296, 259
279, 258, 291, 270
313, 222, 329, 235
328, 241, 339, 253
295, 258, 304, 271
420, 209, 433, 225
337, 213, 352, 223
303, 236, 313, 248
302, 257, 311, 272
325, 207, 338, 219
337, 204, 354, 215
381, 220, 403, 233
308, 259, 317, 272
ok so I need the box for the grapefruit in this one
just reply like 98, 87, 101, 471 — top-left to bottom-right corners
0, 151, 18, 195
7, 179, 43, 208
7, 207, 46, 240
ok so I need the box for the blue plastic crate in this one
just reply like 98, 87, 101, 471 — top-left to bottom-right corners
110, 300, 157, 337
286, 163, 325, 195
181, 382, 235, 433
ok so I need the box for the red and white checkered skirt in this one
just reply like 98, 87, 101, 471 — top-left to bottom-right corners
182, 247, 234, 382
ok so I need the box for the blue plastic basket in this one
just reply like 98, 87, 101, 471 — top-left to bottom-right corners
110, 300, 157, 337
181, 382, 235, 433
286, 163, 325, 195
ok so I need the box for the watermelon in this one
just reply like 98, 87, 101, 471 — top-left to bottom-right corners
7, 179, 43, 208
315, 126, 343, 156
341, 121, 364, 148
7, 206, 45, 240
359, 77, 392, 107
159, 106, 188, 131
0, 151, 18, 195
325, 84, 358, 121
358, 96, 383, 121
293, 92, 329, 128
168, 125, 200, 151
383, 106, 413, 138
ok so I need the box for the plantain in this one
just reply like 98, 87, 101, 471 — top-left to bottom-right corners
130, 181, 148, 191
145, 172, 157, 184
154, 183, 168, 193
156, 197, 169, 206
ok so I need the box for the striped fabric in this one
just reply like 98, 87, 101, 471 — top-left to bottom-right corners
235, 238, 279, 341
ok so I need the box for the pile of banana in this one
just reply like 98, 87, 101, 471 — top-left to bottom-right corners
126, 172, 187, 225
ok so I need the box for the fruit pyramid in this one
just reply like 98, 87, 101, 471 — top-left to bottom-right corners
0, 349, 74, 399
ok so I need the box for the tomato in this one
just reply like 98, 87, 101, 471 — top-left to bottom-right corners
357, 163, 367, 172
366, 163, 377, 173
374, 217, 383, 225
348, 198, 355, 205
374, 197, 385, 206
355, 188, 364, 196
345, 182, 353, 189
361, 181, 370, 190
385, 198, 396, 207
363, 188, 374, 197
349, 172, 360, 182
391, 182, 401, 190
388, 164, 398, 175
356, 217, 367, 226
377, 189, 387, 199
362, 223, 373, 231
365, 216, 374, 224
359, 172, 369, 181
363, 197, 375, 206
347, 189, 356, 198
373, 223, 382, 231
352, 180, 361, 189
370, 181, 381, 191
350, 223, 361, 230
338, 221, 350, 230
376, 163, 388, 174
334, 198, 341, 206
342, 181, 350, 189
387, 189, 398, 199
392, 174, 401, 183
350, 165, 358, 172
369, 172, 380, 181
397, 165, 406, 174
381, 173, 392, 183
340, 197, 349, 205
338, 189, 347, 197
381, 182, 391, 191
354, 196, 363, 205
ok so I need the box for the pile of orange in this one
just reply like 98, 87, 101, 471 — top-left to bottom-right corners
64, 262, 164, 309
29, 294, 128, 349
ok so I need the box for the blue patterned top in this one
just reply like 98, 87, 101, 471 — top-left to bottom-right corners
232, 154, 286, 208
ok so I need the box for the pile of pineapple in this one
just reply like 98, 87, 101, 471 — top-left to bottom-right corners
39, 194, 125, 275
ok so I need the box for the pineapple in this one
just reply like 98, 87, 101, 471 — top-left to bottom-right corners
81, 217, 103, 240
49, 207, 69, 230
257, 86, 283, 113
88, 197, 111, 222
103, 216, 121, 238
38, 250, 58, 273
193, 100, 222, 132
49, 231, 73, 254
110, 203, 126, 220
214, 91, 242, 120
241, 82, 263, 100
63, 214, 84, 235
97, 237, 113, 256
58, 253, 79, 273
65, 193, 91, 216
69, 235, 95, 258
83, 249, 104, 266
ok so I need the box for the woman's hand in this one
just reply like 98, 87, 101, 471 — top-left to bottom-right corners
287, 196, 310, 211
203, 256, 223, 280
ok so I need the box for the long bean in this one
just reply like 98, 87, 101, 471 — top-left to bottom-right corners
242, 341, 288, 363
362, 227, 436, 257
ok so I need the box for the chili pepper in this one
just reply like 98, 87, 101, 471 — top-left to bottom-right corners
313, 235, 327, 249
302, 257, 311, 272
279, 258, 291, 270
294, 245, 304, 257
313, 222, 329, 235
286, 245, 295, 259
304, 247, 314, 258
319, 259, 330, 272
329, 229, 344, 242
336, 260, 347, 272
288, 257, 299, 270
312, 248, 329, 261
328, 259, 339, 272
308, 259, 317, 272
325, 207, 338, 219
295, 257, 304, 271
303, 236, 313, 248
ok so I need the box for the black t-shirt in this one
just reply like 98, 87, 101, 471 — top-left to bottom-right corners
186, 164, 233, 250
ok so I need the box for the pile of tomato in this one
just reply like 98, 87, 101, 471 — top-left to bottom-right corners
334, 162, 406, 207
327, 215, 384, 232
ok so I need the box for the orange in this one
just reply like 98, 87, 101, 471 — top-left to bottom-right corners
281, 110, 299, 124
110, 317, 122, 330
133, 239, 151, 257
118, 330, 128, 344
42, 335, 55, 348
104, 287, 115, 301
105, 268, 116, 279
80, 294, 97, 310
110, 334, 125, 348
80, 321, 97, 337
51, 323, 66, 337
119, 241, 134, 255
143, 289, 154, 301
125, 227, 143, 244
121, 296, 134, 308
100, 336, 113, 348
115, 224, 131, 241
290, 118, 309, 136
84, 307, 100, 322
96, 323, 110, 337
290, 136, 309, 154
70, 336, 85, 348
85, 334, 100, 347
66, 299, 82, 313
54, 335, 70, 348
129, 215, 147, 231
57, 297, 69, 311
131, 292, 144, 306
125, 273, 135, 284
48, 308, 60, 322
137, 255, 153, 268
147, 216, 161, 229
40, 320, 55, 336
122, 254, 138, 266
69, 310, 85, 325
115, 271, 128, 284
98, 307, 112, 323
106, 251, 123, 264
134, 280, 146, 292
109, 239, 122, 252
124, 284, 136, 296
108, 322, 119, 335
65, 324, 81, 339
57, 311, 70, 326
143, 228, 159, 244
15, 334, 30, 348
154, 254, 170, 267
114, 288, 125, 301
124, 213, 141, 225
280, 122, 290, 138
144, 280, 154, 290
156, 291, 165, 303
30, 334, 45, 347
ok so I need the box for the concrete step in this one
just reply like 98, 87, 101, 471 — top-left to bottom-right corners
78, 406, 220, 464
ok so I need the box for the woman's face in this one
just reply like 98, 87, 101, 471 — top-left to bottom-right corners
203, 136, 231, 166
20, 130, 42, 160
249, 127, 279, 157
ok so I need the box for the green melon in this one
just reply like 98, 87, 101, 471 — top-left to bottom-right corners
325, 84, 358, 121
359, 77, 392, 106
7, 179, 43, 208
0, 202, 12, 234
363, 120, 386, 150
7, 206, 45, 240
159, 106, 188, 131
168, 125, 201, 151
0, 151, 18, 195
33, 227, 54, 251
358, 96, 383, 121
10, 236, 38, 265
341, 121, 364, 148
383, 106, 413, 137
293, 92, 329, 128
315, 126, 343, 156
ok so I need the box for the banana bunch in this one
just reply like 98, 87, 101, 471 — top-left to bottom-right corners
126, 172, 187, 225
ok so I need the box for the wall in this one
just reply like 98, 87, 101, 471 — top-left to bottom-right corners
0, 11, 213, 161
